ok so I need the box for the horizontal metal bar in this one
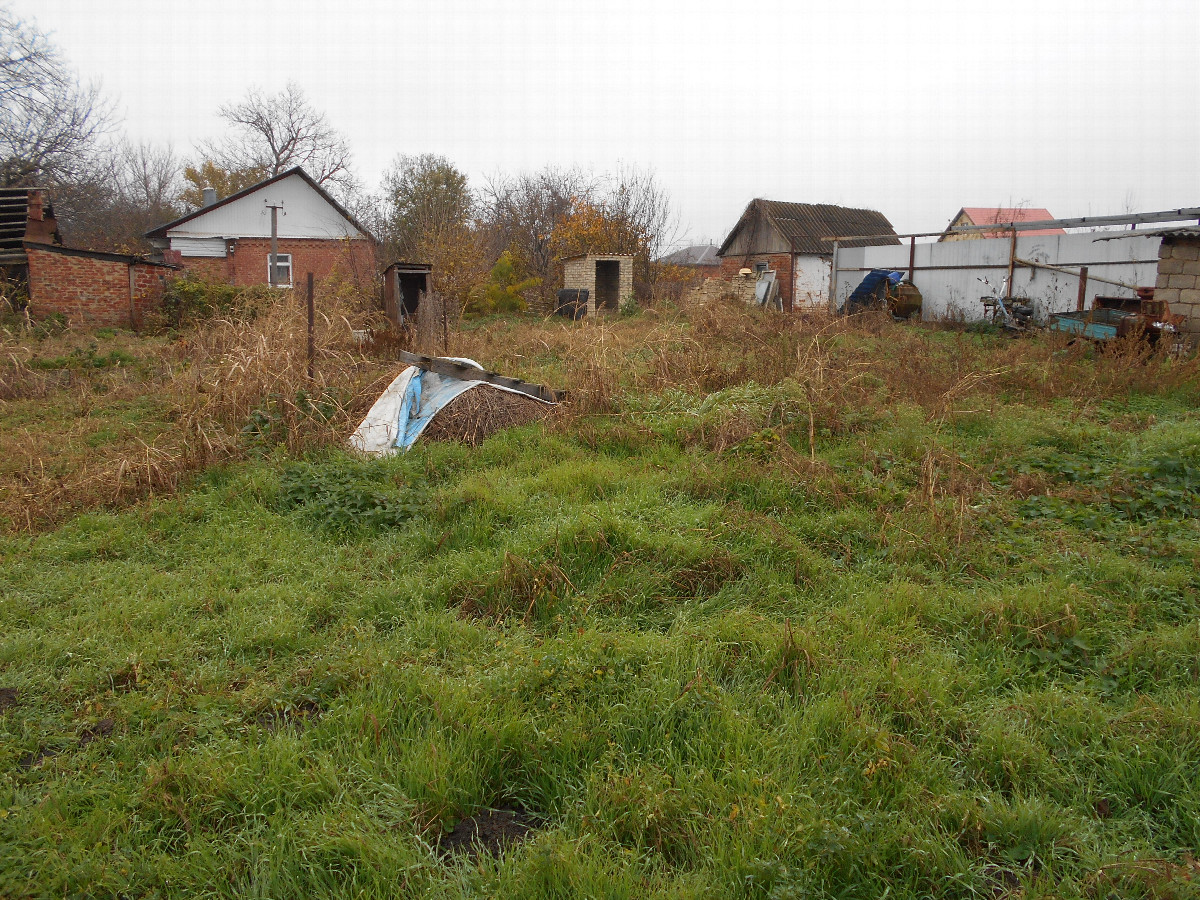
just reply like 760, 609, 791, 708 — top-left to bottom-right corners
836, 259, 1157, 274
1012, 257, 1139, 291
823, 208, 1200, 243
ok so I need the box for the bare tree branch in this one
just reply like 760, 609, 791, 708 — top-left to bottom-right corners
0, 6, 113, 186
202, 82, 354, 196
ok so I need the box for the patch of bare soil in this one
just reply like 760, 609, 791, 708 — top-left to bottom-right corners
17, 746, 57, 769
438, 805, 539, 858
255, 699, 322, 733
421, 385, 553, 446
78, 718, 114, 747
0, 687, 17, 711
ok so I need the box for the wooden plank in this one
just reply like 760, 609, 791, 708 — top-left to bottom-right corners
396, 350, 564, 404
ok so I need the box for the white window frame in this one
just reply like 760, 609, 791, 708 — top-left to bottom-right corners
267, 252, 293, 288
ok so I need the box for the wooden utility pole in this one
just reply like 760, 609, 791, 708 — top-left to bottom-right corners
1076, 266, 1089, 312
264, 200, 284, 286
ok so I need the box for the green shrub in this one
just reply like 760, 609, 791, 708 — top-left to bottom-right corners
465, 252, 540, 317
160, 273, 273, 327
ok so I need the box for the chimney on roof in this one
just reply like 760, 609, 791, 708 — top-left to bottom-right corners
201, 187, 217, 207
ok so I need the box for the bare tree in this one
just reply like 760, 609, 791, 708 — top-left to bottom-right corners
0, 6, 112, 186
202, 82, 354, 195
607, 165, 679, 296
479, 166, 598, 309
480, 165, 676, 305
49, 139, 182, 252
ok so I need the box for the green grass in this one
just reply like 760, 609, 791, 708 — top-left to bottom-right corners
2, 333, 1199, 897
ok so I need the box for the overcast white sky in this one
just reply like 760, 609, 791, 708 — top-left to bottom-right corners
12, 0, 1200, 244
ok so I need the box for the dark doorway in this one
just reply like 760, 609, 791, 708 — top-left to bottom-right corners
398, 273, 427, 317
595, 260, 620, 311
384, 263, 432, 323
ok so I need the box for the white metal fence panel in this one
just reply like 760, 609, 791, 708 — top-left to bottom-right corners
833, 233, 1161, 321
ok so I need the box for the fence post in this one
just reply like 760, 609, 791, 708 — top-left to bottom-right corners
306, 272, 314, 381
1076, 266, 1088, 312
1006, 227, 1017, 301
827, 241, 839, 315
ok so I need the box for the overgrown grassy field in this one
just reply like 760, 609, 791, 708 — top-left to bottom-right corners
2, 301, 1198, 898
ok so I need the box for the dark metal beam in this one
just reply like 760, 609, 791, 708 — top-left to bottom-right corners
396, 351, 564, 404
822, 208, 1200, 243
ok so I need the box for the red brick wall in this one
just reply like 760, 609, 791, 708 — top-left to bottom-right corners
175, 238, 376, 293
177, 256, 227, 283
718, 253, 795, 311
26, 245, 172, 328
130, 263, 169, 328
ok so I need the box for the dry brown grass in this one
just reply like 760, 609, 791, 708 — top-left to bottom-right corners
0, 290, 396, 532
166, 290, 394, 459
2, 288, 1197, 534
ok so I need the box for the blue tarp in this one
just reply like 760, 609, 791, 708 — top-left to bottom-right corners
349, 358, 556, 454
845, 269, 904, 312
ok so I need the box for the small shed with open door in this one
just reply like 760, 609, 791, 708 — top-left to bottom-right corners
383, 261, 432, 324
562, 254, 633, 316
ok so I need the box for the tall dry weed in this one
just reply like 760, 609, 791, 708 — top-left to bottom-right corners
169, 289, 394, 458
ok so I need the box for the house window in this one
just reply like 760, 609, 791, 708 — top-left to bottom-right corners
754, 261, 768, 274
267, 253, 292, 287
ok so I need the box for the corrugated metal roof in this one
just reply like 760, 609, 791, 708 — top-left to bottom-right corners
955, 207, 1065, 237
718, 199, 899, 257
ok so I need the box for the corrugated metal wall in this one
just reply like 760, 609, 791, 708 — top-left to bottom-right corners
833, 232, 1161, 321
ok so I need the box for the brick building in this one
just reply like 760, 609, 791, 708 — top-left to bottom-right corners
562, 254, 634, 317
716, 200, 898, 311
145, 167, 376, 292
1, 187, 174, 328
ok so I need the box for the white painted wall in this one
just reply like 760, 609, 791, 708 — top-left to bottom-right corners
833, 232, 1161, 321
172, 236, 225, 258
793, 254, 831, 306
167, 172, 367, 243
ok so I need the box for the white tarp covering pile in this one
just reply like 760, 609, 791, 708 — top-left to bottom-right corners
349, 358, 554, 455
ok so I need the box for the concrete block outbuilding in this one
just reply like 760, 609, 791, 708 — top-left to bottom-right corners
1153, 229, 1200, 341
562, 254, 633, 317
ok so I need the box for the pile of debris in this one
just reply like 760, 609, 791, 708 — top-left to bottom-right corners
350, 352, 562, 454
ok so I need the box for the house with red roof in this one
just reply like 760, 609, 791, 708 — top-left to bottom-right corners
939, 207, 1066, 241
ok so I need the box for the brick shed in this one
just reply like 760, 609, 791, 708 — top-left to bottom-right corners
25, 244, 174, 328
562, 254, 634, 317
1, 187, 174, 328
145, 167, 376, 293
717, 199, 898, 311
